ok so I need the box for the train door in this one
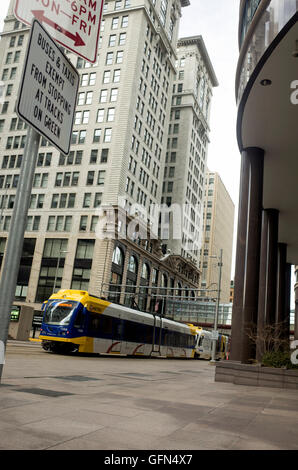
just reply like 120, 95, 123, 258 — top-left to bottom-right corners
203, 331, 212, 359
194, 331, 201, 357
215, 335, 225, 360
195, 330, 204, 357
91, 313, 113, 354
120, 317, 145, 356
223, 335, 230, 359
72, 304, 86, 336
221, 336, 226, 359
215, 334, 222, 359
151, 315, 162, 356
111, 317, 125, 354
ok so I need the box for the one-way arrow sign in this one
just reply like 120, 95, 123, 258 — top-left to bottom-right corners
31, 10, 86, 47
14, 0, 104, 63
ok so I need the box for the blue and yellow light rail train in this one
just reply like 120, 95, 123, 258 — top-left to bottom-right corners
39, 290, 229, 359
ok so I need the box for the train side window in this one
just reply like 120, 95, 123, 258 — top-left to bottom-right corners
167, 331, 174, 347
89, 313, 100, 332
153, 326, 161, 344
114, 320, 124, 340
164, 331, 168, 346
74, 309, 84, 328
145, 324, 153, 343
125, 321, 140, 342
101, 315, 113, 335
182, 334, 188, 348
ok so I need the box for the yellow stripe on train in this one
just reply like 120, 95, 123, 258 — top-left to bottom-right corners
39, 335, 94, 353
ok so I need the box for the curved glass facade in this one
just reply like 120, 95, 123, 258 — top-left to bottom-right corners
240, 0, 262, 47
237, 0, 298, 103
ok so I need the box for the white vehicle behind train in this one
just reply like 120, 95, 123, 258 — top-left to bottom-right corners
193, 328, 230, 360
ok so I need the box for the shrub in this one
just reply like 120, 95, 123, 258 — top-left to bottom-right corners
262, 350, 298, 369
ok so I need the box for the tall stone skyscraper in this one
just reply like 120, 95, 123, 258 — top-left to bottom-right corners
161, 35, 218, 267
0, 0, 211, 313
200, 171, 235, 303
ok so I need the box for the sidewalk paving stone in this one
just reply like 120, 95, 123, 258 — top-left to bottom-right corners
1, 341, 298, 450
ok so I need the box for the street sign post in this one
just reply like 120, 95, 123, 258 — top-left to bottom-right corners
0, 19, 79, 382
0, 125, 41, 381
14, 0, 104, 64
17, 19, 79, 155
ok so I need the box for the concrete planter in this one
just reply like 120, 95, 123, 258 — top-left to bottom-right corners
215, 361, 298, 389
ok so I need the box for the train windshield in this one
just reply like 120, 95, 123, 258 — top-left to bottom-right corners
43, 300, 79, 326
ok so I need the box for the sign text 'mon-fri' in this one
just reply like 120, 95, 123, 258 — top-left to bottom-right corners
14, 0, 104, 63
17, 19, 79, 155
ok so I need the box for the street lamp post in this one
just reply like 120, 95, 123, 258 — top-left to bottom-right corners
210, 248, 223, 364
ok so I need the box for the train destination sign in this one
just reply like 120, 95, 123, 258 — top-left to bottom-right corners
14, 0, 104, 63
17, 19, 79, 155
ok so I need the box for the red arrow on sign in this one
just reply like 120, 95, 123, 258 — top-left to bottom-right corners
31, 10, 85, 47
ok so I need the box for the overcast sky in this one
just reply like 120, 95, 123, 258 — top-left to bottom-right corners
178, 0, 240, 276
179, 1, 240, 205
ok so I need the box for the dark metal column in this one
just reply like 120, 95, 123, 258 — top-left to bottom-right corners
275, 244, 288, 339
266, 210, 279, 324
284, 263, 291, 348
276, 244, 287, 323
256, 210, 269, 361
257, 209, 279, 360
240, 147, 264, 363
230, 151, 250, 361
295, 267, 298, 340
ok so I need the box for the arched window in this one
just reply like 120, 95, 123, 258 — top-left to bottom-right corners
128, 255, 138, 274
140, 263, 150, 312
152, 268, 159, 286
161, 273, 168, 288
177, 282, 182, 298
112, 246, 124, 267
110, 246, 124, 304
141, 262, 150, 281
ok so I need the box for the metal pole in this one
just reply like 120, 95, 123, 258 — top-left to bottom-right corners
0, 126, 40, 382
210, 249, 223, 363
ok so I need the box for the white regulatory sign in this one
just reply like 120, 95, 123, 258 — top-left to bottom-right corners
211, 330, 219, 341
17, 19, 79, 155
14, 0, 104, 64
